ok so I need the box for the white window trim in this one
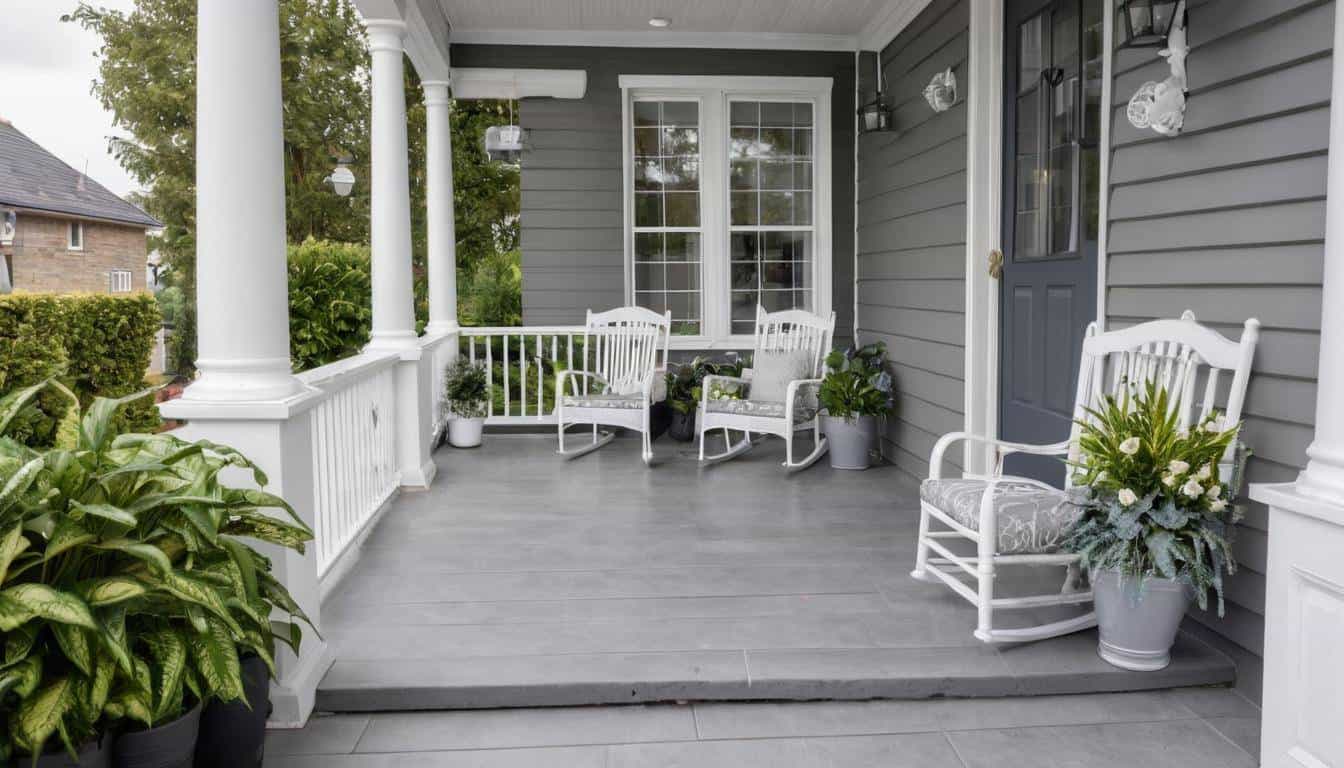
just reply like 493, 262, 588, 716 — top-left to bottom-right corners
109, 269, 132, 293
620, 74, 832, 349
68, 221, 84, 251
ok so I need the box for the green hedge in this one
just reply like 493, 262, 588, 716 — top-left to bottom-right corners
0, 293, 161, 444
288, 238, 373, 372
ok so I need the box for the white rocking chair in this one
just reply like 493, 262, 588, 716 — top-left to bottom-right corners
911, 311, 1260, 644
698, 305, 836, 472
555, 306, 671, 466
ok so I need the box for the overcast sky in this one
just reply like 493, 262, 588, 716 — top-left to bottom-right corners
1, 0, 140, 198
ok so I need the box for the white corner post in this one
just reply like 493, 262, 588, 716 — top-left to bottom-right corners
162, 0, 331, 728
365, 18, 436, 488
422, 80, 459, 336
1249, 5, 1344, 766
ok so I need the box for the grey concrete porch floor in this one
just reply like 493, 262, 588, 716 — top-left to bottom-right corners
315, 433, 1235, 711
268, 689, 1261, 766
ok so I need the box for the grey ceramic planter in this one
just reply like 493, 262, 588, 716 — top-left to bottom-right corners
1093, 569, 1193, 671
822, 414, 877, 470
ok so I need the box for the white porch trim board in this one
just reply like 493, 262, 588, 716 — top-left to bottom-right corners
1250, 2, 1344, 764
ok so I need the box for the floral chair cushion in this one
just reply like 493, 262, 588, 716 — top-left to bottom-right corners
705, 397, 817, 424
919, 478, 1086, 554
562, 393, 645, 410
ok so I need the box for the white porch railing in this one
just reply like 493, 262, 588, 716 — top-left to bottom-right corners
424, 331, 459, 438
460, 326, 586, 425
296, 351, 401, 577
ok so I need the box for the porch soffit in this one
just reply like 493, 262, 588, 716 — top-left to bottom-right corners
435, 0, 934, 52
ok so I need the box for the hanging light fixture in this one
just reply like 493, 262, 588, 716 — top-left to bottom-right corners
856, 54, 894, 134
325, 155, 355, 197
1118, 0, 1181, 48
484, 101, 527, 165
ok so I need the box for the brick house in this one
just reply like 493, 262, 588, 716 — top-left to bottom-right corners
0, 118, 159, 294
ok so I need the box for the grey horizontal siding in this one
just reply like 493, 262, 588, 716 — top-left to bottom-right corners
1106, 0, 1334, 661
451, 44, 856, 336
856, 0, 969, 477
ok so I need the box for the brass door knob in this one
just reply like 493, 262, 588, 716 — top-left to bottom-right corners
988, 249, 1004, 279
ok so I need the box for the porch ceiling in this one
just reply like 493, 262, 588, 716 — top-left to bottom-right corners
438, 0, 931, 51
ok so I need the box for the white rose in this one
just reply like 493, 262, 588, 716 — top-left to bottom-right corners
1168, 460, 1190, 475
1117, 488, 1138, 506
1210, 499, 1228, 513
1182, 478, 1204, 499
1203, 415, 1225, 433
1119, 437, 1141, 455
1206, 484, 1222, 500
1162, 474, 1178, 487
1196, 464, 1212, 481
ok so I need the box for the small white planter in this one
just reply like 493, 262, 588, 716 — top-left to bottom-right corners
822, 413, 877, 470
447, 416, 484, 448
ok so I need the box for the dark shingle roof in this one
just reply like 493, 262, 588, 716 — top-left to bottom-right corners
0, 120, 160, 228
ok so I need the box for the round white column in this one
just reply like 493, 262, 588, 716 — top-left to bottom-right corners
187, 0, 301, 401
1297, 6, 1344, 505
422, 81, 459, 335
365, 20, 419, 351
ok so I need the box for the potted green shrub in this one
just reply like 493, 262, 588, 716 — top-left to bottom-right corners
444, 358, 489, 448
818, 342, 893, 470
0, 382, 312, 767
662, 357, 737, 443
1064, 381, 1242, 671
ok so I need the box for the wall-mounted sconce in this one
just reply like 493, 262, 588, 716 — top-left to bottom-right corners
1124, 0, 1188, 137
923, 68, 957, 113
857, 53, 895, 134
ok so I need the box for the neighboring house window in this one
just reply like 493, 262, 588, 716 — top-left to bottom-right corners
68, 221, 84, 251
109, 269, 132, 293
621, 76, 832, 346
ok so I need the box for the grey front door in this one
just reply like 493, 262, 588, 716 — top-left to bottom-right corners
999, 0, 1103, 484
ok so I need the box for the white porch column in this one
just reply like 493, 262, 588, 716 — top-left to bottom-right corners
162, 0, 331, 729
364, 17, 436, 488
365, 19, 419, 351
422, 81, 459, 335
186, 0, 301, 402
1249, 6, 1344, 767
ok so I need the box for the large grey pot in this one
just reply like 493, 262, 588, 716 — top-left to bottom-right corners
1092, 569, 1193, 671
822, 414, 877, 470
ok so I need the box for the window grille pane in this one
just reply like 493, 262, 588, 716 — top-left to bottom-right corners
728, 101, 814, 228
728, 231, 813, 335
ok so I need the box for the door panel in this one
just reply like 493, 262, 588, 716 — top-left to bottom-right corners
999, 0, 1102, 485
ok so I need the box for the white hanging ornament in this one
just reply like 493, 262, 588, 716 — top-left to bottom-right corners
923, 68, 957, 113
1127, 0, 1189, 136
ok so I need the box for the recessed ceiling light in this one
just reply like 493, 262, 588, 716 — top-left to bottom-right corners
648, 17, 671, 28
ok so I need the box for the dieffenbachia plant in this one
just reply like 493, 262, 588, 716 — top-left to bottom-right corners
0, 381, 313, 762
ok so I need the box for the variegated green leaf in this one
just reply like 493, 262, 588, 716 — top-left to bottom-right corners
49, 379, 82, 451
144, 629, 188, 722
221, 514, 311, 553
221, 537, 259, 601
0, 524, 28, 583
0, 456, 44, 514
80, 577, 149, 607
189, 617, 244, 702
94, 538, 172, 575
2, 656, 41, 698
0, 584, 96, 629
45, 518, 95, 561
15, 675, 75, 757
0, 381, 48, 438
70, 500, 138, 530
98, 606, 133, 676
161, 572, 243, 637
5, 622, 38, 666
51, 623, 93, 676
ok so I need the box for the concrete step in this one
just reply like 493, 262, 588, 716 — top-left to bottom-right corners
314, 630, 1235, 712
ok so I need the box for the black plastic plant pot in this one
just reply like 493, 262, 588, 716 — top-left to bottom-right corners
668, 409, 697, 442
33, 737, 111, 768
111, 702, 201, 768
194, 655, 270, 768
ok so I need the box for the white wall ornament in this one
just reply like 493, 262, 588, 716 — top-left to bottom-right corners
924, 68, 957, 113
1127, 0, 1189, 136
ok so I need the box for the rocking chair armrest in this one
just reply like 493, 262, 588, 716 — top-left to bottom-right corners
928, 432, 1072, 481
700, 373, 752, 412
784, 378, 823, 423
555, 369, 610, 398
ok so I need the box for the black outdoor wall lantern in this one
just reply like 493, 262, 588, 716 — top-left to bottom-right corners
1118, 0, 1182, 48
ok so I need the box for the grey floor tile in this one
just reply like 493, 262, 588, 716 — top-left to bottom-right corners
354, 704, 697, 752
264, 713, 370, 755
744, 646, 1016, 698
1167, 686, 1261, 718
996, 630, 1235, 695
1204, 716, 1261, 759
265, 745, 606, 767
947, 720, 1259, 768
694, 690, 1198, 740
805, 733, 965, 768
606, 738, 819, 768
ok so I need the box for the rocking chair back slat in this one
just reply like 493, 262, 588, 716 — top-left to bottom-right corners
752, 305, 835, 378
1064, 312, 1260, 490
583, 307, 672, 396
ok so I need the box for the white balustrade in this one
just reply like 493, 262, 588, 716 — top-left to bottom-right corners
424, 332, 459, 439
459, 326, 588, 425
297, 351, 402, 578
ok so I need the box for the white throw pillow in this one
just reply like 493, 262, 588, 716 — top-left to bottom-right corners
750, 349, 814, 402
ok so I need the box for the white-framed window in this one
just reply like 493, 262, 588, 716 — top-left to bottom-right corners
621, 75, 832, 348
109, 269, 132, 293
68, 221, 84, 251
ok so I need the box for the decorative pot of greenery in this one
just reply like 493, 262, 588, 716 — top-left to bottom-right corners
444, 358, 489, 448
1064, 381, 1241, 671
193, 655, 269, 768
818, 343, 893, 470
0, 382, 312, 767
664, 357, 738, 443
